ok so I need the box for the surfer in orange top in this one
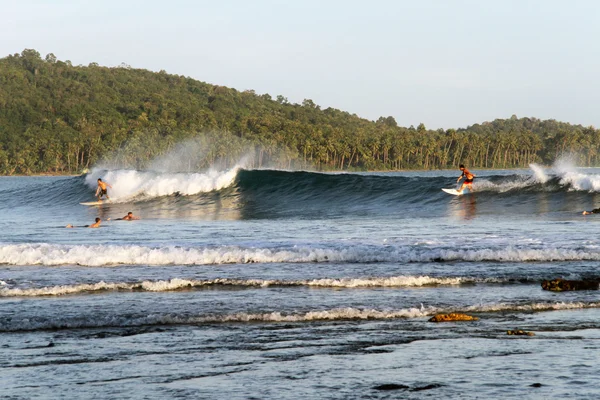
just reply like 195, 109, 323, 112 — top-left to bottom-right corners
457, 164, 475, 193
95, 178, 112, 200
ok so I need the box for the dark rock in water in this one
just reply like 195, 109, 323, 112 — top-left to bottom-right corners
373, 384, 409, 391
411, 383, 443, 392
46, 342, 55, 347
530, 383, 543, 388
507, 329, 534, 336
541, 278, 599, 291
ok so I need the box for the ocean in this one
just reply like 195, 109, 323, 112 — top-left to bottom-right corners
3, 164, 600, 399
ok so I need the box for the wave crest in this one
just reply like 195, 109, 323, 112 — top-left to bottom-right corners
84, 167, 240, 202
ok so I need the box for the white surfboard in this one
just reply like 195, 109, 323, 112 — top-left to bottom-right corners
80, 200, 111, 206
441, 188, 463, 196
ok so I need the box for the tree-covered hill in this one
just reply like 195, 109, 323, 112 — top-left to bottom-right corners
0, 49, 598, 174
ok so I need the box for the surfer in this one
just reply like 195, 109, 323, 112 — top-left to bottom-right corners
457, 164, 475, 193
116, 212, 140, 221
95, 178, 112, 200
582, 208, 600, 215
66, 217, 102, 228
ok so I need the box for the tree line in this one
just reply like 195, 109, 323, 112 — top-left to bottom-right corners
0, 49, 598, 175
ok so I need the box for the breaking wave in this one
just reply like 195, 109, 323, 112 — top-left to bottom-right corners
0, 276, 511, 297
3, 161, 600, 222
83, 166, 240, 202
2, 242, 600, 267
3, 164, 600, 216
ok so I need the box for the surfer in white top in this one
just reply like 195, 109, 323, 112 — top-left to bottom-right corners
457, 164, 475, 194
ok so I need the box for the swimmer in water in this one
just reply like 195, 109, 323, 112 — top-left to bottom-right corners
116, 212, 140, 221
66, 217, 101, 228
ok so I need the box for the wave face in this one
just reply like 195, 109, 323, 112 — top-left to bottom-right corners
3, 165, 600, 218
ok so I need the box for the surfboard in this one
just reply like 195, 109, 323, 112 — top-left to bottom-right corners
442, 188, 463, 196
80, 200, 111, 206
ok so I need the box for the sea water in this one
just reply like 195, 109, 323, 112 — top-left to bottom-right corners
3, 165, 600, 399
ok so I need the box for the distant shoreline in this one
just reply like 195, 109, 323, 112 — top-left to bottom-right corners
0, 173, 83, 177
0, 166, 546, 178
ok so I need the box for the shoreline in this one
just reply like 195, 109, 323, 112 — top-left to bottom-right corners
0, 173, 84, 177
0, 165, 555, 178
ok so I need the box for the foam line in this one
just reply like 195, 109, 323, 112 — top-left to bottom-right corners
0, 276, 509, 297
2, 243, 600, 267
3, 301, 600, 332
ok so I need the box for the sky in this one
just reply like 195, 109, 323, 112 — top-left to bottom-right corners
2, 0, 600, 129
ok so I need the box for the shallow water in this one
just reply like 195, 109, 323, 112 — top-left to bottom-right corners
3, 166, 600, 398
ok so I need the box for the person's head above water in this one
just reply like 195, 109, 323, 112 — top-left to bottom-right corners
118, 212, 139, 221
459, 164, 465, 170
98, 178, 102, 182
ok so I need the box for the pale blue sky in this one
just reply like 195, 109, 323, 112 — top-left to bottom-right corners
2, 0, 599, 129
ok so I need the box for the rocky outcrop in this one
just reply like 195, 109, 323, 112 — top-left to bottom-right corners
373, 383, 442, 392
541, 278, 599, 291
373, 384, 409, 391
507, 329, 534, 336
428, 313, 478, 322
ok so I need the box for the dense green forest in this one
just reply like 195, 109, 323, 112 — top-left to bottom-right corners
1, 49, 599, 175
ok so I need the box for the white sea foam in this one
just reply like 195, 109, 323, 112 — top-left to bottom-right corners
2, 243, 600, 266
473, 162, 600, 193
529, 163, 549, 184
302, 276, 470, 287
84, 166, 240, 201
0, 276, 502, 297
3, 301, 600, 332
558, 169, 600, 192
550, 157, 600, 192
0, 306, 433, 331
465, 301, 600, 313
473, 175, 535, 193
